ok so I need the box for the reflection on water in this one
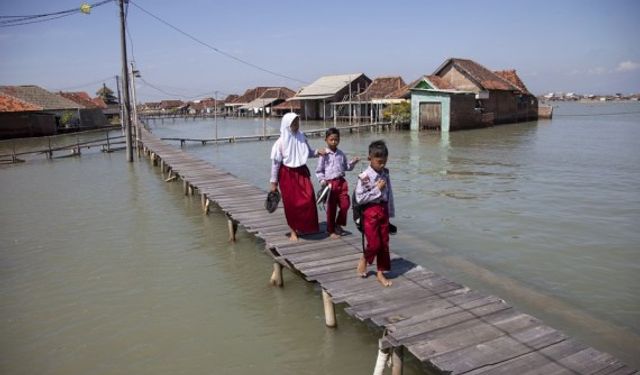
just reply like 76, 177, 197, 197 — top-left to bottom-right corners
1, 102, 639, 371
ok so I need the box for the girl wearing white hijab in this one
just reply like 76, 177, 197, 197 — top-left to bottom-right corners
270, 113, 324, 241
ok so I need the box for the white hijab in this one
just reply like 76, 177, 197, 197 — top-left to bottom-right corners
270, 113, 309, 168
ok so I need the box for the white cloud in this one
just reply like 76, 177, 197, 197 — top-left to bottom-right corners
570, 67, 607, 75
616, 61, 640, 72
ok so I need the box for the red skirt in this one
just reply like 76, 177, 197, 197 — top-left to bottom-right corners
278, 165, 319, 234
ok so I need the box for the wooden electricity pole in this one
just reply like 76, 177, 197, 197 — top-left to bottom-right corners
119, 0, 133, 162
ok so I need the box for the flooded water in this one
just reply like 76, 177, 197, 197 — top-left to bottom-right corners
1, 102, 639, 373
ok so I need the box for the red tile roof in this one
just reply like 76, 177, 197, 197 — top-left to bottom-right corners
92, 97, 108, 109
272, 99, 301, 110
494, 70, 530, 94
0, 93, 42, 112
58, 91, 100, 108
0, 85, 81, 110
425, 75, 454, 90
355, 76, 406, 101
434, 58, 521, 92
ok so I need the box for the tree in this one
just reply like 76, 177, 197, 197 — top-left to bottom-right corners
96, 83, 119, 105
382, 102, 411, 125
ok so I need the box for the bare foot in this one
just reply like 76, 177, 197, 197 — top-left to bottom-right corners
357, 256, 367, 278
376, 271, 392, 287
329, 233, 340, 239
289, 231, 299, 242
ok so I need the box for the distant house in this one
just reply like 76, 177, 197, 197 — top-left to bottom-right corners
272, 99, 302, 116
290, 73, 372, 120
159, 100, 185, 113
350, 76, 407, 123
410, 58, 538, 131
58, 91, 109, 128
238, 87, 296, 116
0, 85, 108, 139
0, 92, 55, 139
225, 87, 270, 116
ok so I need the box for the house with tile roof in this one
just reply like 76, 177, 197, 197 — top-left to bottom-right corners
0, 92, 57, 138
238, 87, 296, 116
290, 73, 371, 120
410, 58, 538, 131
58, 91, 109, 128
0, 85, 108, 138
346, 76, 407, 122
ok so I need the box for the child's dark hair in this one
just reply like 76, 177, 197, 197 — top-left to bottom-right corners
368, 140, 388, 158
325, 127, 340, 138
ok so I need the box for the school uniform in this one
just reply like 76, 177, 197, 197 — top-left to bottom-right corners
315, 148, 357, 234
355, 166, 395, 271
270, 113, 319, 234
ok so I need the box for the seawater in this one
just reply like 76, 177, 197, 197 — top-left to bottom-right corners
1, 101, 639, 372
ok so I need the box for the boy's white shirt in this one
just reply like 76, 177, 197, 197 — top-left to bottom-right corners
355, 165, 395, 218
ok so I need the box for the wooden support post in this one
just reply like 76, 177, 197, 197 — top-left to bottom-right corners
270, 262, 283, 287
201, 194, 208, 213
160, 159, 164, 173
227, 215, 238, 242
322, 289, 337, 328
183, 180, 189, 195
165, 171, 177, 182
392, 347, 403, 375
205, 198, 211, 214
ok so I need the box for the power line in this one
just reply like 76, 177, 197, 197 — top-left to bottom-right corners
53, 76, 118, 91
128, 0, 308, 85
0, 0, 114, 27
137, 78, 234, 101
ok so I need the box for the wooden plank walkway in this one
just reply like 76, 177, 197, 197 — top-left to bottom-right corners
159, 121, 396, 146
139, 129, 637, 375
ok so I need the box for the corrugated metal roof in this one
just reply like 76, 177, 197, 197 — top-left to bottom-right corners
295, 73, 363, 97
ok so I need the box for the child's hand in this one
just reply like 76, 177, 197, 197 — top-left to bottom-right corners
320, 180, 327, 187
316, 148, 327, 156
351, 157, 360, 164
375, 179, 386, 190
270, 182, 278, 192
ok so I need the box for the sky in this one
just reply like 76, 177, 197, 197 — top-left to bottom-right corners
1, 0, 639, 102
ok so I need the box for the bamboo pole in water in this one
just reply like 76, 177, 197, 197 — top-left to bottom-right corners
392, 347, 403, 375
322, 290, 336, 327
270, 263, 283, 287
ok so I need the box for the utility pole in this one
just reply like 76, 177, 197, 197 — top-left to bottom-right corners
119, 0, 133, 162
214, 91, 218, 142
130, 62, 141, 157
348, 76, 352, 126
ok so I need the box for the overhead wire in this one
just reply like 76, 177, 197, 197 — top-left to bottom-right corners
53, 75, 118, 91
128, 0, 308, 85
0, 0, 114, 27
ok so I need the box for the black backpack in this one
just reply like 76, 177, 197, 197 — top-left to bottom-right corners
352, 190, 364, 233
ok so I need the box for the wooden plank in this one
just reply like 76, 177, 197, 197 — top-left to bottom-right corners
401, 310, 537, 358
430, 325, 567, 374
463, 339, 588, 375
519, 346, 627, 375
